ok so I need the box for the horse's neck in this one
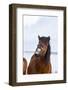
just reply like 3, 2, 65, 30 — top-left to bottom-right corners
34, 45, 50, 64
44, 45, 50, 64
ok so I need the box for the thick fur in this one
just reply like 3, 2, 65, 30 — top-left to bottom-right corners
27, 36, 52, 74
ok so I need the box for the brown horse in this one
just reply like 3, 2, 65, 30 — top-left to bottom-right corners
23, 57, 27, 74
27, 36, 52, 74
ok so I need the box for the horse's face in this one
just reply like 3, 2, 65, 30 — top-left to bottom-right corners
35, 36, 50, 56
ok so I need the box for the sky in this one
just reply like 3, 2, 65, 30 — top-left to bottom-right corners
23, 15, 58, 73
23, 15, 58, 52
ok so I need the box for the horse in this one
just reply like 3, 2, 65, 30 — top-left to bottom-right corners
23, 57, 27, 74
27, 35, 52, 74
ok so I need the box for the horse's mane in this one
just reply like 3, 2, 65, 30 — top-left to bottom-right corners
44, 44, 51, 64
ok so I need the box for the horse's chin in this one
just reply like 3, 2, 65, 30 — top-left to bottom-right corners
35, 51, 40, 57
35, 52, 45, 57
35, 54, 40, 57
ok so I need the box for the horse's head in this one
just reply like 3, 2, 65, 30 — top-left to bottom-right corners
35, 35, 50, 56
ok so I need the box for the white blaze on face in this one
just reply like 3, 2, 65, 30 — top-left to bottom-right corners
35, 48, 41, 55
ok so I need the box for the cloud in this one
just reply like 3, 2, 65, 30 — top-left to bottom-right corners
24, 16, 40, 27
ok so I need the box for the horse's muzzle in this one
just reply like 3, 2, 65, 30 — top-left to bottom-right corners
35, 48, 41, 55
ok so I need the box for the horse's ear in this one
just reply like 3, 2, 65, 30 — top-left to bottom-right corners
38, 35, 40, 40
48, 36, 50, 41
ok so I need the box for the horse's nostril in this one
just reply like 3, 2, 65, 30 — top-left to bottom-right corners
35, 53, 39, 57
